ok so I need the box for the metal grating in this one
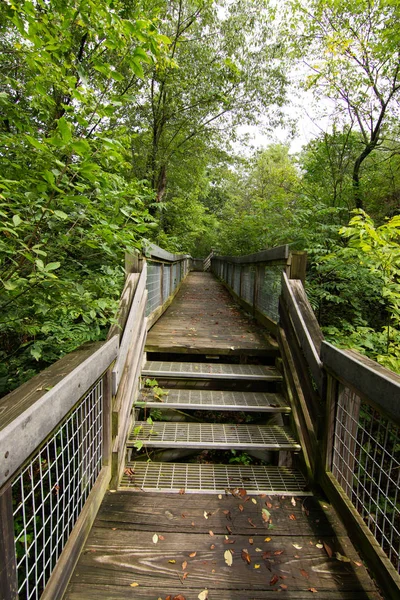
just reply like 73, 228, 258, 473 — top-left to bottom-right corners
146, 261, 162, 316
137, 389, 290, 412
12, 379, 104, 599
233, 264, 241, 295
332, 385, 400, 572
242, 265, 255, 305
162, 264, 171, 302
256, 264, 282, 323
128, 422, 300, 450
120, 462, 310, 495
142, 361, 282, 380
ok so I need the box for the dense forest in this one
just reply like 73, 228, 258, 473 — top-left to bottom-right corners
1, 0, 400, 395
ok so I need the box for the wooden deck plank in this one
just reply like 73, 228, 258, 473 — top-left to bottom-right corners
146, 272, 278, 355
64, 492, 382, 600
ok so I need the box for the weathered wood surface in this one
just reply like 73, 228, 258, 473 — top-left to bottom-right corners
0, 337, 118, 487
64, 492, 381, 600
321, 342, 400, 424
214, 245, 289, 265
146, 272, 278, 356
107, 272, 140, 341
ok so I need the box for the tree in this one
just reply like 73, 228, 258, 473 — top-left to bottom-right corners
128, 0, 288, 204
290, 0, 400, 209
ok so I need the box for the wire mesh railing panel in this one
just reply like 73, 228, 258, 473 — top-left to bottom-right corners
256, 264, 282, 323
332, 384, 400, 572
12, 378, 104, 599
233, 264, 241, 295
242, 265, 255, 305
163, 264, 171, 303
146, 261, 161, 316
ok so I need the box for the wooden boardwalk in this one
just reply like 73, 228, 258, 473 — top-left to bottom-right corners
65, 271, 382, 599
65, 491, 381, 599
146, 272, 278, 356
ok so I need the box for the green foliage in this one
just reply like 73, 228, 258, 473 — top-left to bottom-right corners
0, 0, 167, 394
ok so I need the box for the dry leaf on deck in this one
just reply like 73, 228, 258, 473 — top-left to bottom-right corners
248, 518, 257, 528
270, 574, 279, 586
238, 504, 244, 512
224, 550, 233, 566
129, 582, 139, 587
308, 588, 318, 593
198, 590, 209, 600
209, 530, 214, 536
189, 552, 197, 558
182, 561, 187, 570
291, 497, 296, 507
300, 568, 309, 579
152, 534, 159, 544
289, 514, 296, 521
241, 549, 251, 564
262, 508, 270, 522
323, 541, 333, 558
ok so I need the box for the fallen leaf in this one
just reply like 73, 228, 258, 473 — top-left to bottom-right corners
280, 584, 288, 590
224, 538, 235, 544
179, 488, 185, 495
316, 543, 323, 549
262, 508, 270, 522
191, 522, 195, 527
130, 582, 139, 587
293, 543, 302, 549
255, 547, 262, 552
335, 552, 351, 562
241, 549, 251, 564
270, 574, 279, 586
181, 572, 188, 581
248, 538, 254, 545
173, 595, 187, 600
189, 552, 197, 558
224, 550, 233, 566
168, 559, 176, 564
198, 590, 208, 600
251, 498, 257, 504
266, 501, 273, 509
165, 510, 174, 520
354, 561, 362, 567
159, 535, 165, 541
262, 551, 271, 559
291, 497, 296, 507
274, 550, 284, 555
238, 504, 244, 512
323, 541, 333, 558
308, 588, 318, 593
226, 525, 232, 534
264, 537, 271, 542
248, 518, 257, 528
300, 569, 309, 579
218, 494, 222, 499
254, 564, 260, 569
152, 534, 159, 544
210, 544, 215, 550
239, 488, 247, 497
209, 530, 214, 536
182, 561, 188, 570
289, 514, 296, 521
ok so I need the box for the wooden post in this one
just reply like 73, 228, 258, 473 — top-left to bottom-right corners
124, 251, 140, 275
0, 483, 18, 600
289, 251, 307, 282
322, 374, 338, 472
102, 368, 112, 467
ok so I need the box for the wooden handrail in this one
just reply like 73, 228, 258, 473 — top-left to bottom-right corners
213, 244, 289, 264
143, 241, 190, 263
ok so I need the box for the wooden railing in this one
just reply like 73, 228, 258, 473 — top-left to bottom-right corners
212, 245, 400, 598
0, 243, 191, 600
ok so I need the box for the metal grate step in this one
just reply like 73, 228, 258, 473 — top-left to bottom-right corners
142, 361, 282, 381
136, 389, 290, 412
120, 462, 310, 495
127, 422, 300, 450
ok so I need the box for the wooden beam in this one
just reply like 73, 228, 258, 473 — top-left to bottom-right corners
281, 272, 324, 394
214, 245, 289, 265
0, 336, 119, 488
288, 251, 307, 282
321, 342, 400, 425
0, 483, 17, 600
111, 265, 147, 395
143, 242, 190, 263
107, 273, 139, 341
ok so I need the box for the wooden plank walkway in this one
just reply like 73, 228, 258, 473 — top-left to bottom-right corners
146, 272, 278, 356
65, 491, 381, 599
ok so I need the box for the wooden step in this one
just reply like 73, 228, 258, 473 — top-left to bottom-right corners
136, 389, 290, 413
142, 361, 282, 381
127, 422, 300, 450
120, 462, 309, 495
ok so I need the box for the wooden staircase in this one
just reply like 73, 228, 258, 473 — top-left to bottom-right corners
122, 355, 309, 495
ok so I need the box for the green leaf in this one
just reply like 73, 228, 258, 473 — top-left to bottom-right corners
26, 135, 45, 150
54, 210, 68, 220
45, 262, 61, 271
57, 116, 72, 144
131, 60, 144, 79
2, 280, 18, 291
43, 171, 55, 186
12, 214, 22, 227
